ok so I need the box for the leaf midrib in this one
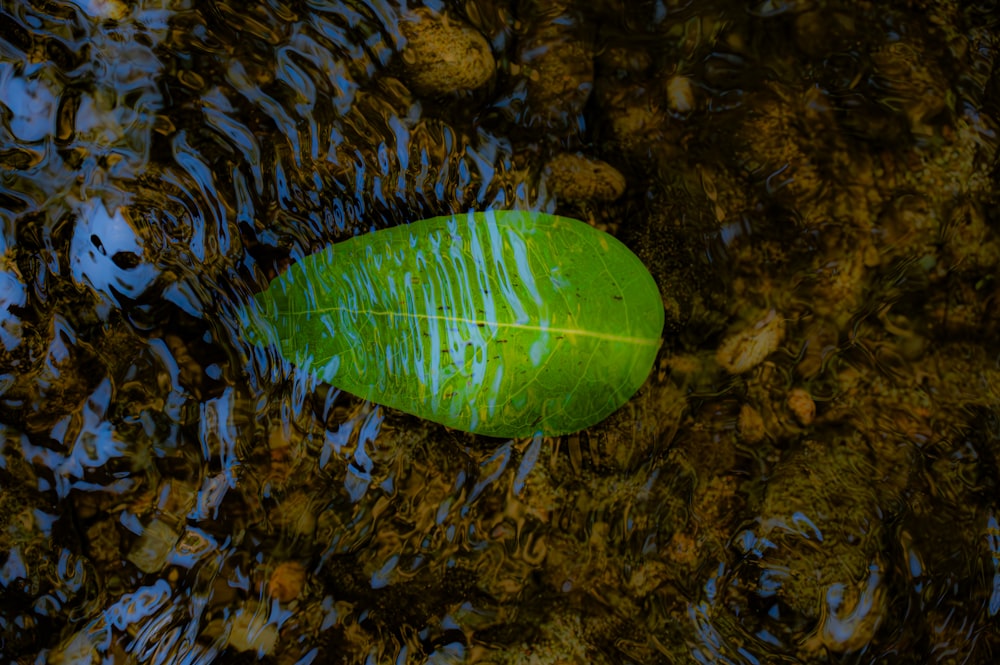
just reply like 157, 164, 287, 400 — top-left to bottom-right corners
308, 305, 660, 346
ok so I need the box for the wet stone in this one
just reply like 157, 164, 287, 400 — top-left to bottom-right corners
226, 604, 279, 655
786, 387, 816, 426
511, 2, 594, 133
85, 518, 121, 565
126, 519, 180, 574
543, 152, 626, 203
267, 560, 307, 603
716, 309, 786, 374
399, 8, 495, 96
666, 74, 696, 113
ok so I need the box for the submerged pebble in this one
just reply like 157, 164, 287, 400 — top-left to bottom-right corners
227, 605, 278, 655
716, 309, 786, 374
543, 152, 626, 203
126, 519, 180, 574
399, 9, 495, 96
666, 74, 695, 113
268, 561, 307, 603
512, 4, 593, 132
786, 387, 816, 426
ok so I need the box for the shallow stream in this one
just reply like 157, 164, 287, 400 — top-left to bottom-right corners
1, 1, 999, 663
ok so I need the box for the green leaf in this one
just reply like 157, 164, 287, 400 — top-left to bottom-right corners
248, 211, 664, 438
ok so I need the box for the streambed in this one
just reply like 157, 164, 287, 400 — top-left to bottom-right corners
1, 1, 999, 663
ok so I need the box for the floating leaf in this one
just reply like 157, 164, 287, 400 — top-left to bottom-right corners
247, 211, 664, 437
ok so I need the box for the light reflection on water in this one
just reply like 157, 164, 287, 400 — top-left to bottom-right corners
1, 0, 999, 663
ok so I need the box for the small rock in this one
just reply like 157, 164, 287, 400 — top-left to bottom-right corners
227, 605, 278, 655
126, 519, 179, 574
268, 561, 307, 603
716, 309, 786, 374
666, 74, 695, 113
79, 0, 129, 20
515, 19, 593, 129
175, 528, 216, 564
787, 388, 816, 426
399, 9, 495, 96
544, 153, 626, 203
85, 519, 121, 564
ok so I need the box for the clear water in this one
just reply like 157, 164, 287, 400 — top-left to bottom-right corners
1, 0, 999, 663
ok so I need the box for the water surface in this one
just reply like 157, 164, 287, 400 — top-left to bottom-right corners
1, 0, 999, 663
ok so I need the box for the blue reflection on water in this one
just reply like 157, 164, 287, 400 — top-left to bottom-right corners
370, 554, 398, 589
513, 431, 543, 495
987, 513, 1000, 616
0, 546, 26, 588
469, 441, 512, 502
70, 199, 158, 307
106, 579, 172, 632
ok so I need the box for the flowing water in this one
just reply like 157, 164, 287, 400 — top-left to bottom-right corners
1, 0, 1000, 663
